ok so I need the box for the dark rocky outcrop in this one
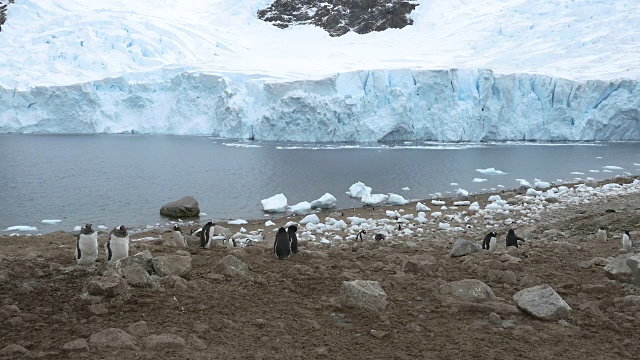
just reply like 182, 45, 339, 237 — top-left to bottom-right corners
160, 196, 200, 218
257, 0, 418, 37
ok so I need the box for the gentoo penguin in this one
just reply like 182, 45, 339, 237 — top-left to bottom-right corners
374, 233, 386, 241
76, 224, 98, 264
596, 226, 607, 242
288, 225, 298, 255
172, 225, 187, 247
482, 231, 497, 251
199, 221, 215, 249
622, 230, 632, 250
506, 229, 525, 248
356, 230, 366, 242
105, 225, 129, 265
274, 227, 291, 260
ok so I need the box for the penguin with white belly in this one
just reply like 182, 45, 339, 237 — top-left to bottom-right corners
105, 225, 129, 265
76, 224, 99, 264
482, 231, 497, 252
596, 225, 607, 242
172, 225, 187, 247
622, 230, 632, 250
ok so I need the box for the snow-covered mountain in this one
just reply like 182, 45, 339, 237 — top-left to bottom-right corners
0, 0, 639, 140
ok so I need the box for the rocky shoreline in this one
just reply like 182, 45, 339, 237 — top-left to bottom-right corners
1, 176, 640, 358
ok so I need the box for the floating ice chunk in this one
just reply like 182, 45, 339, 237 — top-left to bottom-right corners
476, 168, 507, 175
438, 222, 451, 230
602, 170, 613, 173
431, 200, 445, 206
261, 193, 287, 213
98, 225, 108, 230
4, 226, 38, 231
416, 202, 430, 211
453, 201, 470, 206
265, 220, 276, 227
603, 165, 623, 170
488, 195, 502, 202
41, 219, 62, 225
589, 170, 600, 173
450, 183, 459, 186
310, 193, 337, 209
228, 219, 248, 225
634, 163, 640, 166
73, 225, 82, 231
570, 172, 585, 175
473, 178, 487, 183
516, 179, 531, 187
534, 181, 550, 189
346, 182, 372, 198
387, 193, 409, 206
456, 188, 469, 197
290, 201, 312, 214
361, 194, 388, 205
497, 185, 505, 188
402, 187, 410, 191
300, 214, 320, 225
199, 212, 208, 216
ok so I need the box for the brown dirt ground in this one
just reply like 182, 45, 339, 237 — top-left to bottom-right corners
1, 178, 640, 359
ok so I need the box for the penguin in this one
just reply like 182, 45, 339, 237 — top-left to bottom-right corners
482, 231, 497, 251
356, 230, 366, 242
172, 225, 187, 247
105, 225, 129, 265
506, 229, 525, 248
76, 224, 98, 264
374, 233, 386, 241
274, 227, 291, 260
622, 230, 632, 250
288, 225, 298, 255
199, 221, 215, 249
596, 225, 607, 242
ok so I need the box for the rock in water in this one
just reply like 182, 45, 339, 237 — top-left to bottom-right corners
212, 255, 249, 277
440, 279, 497, 303
449, 239, 479, 257
160, 196, 200, 218
339, 280, 387, 311
513, 284, 571, 321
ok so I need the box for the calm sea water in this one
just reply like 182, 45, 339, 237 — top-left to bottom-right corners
1, 134, 638, 234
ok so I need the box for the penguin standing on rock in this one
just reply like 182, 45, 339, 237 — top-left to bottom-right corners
76, 224, 98, 264
200, 221, 214, 249
506, 229, 525, 248
622, 230, 632, 250
274, 227, 291, 260
596, 226, 607, 242
105, 225, 129, 265
172, 225, 187, 247
482, 231, 497, 251
288, 225, 298, 255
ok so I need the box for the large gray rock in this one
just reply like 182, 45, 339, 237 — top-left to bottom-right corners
625, 254, 640, 286
212, 255, 249, 277
62, 338, 89, 352
152, 255, 192, 280
440, 279, 496, 303
84, 277, 127, 297
339, 280, 387, 311
449, 239, 479, 257
88, 328, 137, 351
160, 196, 200, 218
213, 225, 233, 239
604, 253, 634, 283
0, 344, 28, 356
513, 284, 571, 321
142, 334, 186, 351
402, 254, 437, 274
116, 250, 154, 274
122, 265, 154, 288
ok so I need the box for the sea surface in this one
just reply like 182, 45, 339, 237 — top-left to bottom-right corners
1, 134, 638, 234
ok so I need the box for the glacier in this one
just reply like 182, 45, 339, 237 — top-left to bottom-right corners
1, 69, 638, 141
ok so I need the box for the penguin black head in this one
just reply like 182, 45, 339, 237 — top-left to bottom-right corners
113, 225, 128, 237
359, 229, 367, 234
206, 221, 214, 227
277, 227, 287, 234
508, 228, 515, 235
287, 225, 298, 233
490, 231, 497, 237
81, 224, 94, 234
625, 230, 631, 236
173, 225, 182, 233
599, 225, 606, 230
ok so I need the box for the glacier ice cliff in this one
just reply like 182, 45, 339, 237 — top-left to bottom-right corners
1, 68, 639, 141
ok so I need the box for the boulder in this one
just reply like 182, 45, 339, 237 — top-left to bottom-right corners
487, 270, 518, 285
116, 250, 154, 274
604, 253, 634, 283
625, 254, 640, 286
0, 344, 28, 356
142, 334, 186, 351
339, 280, 387, 311
62, 338, 89, 352
513, 284, 571, 321
579, 257, 610, 269
402, 254, 437, 274
122, 265, 154, 288
213, 225, 233, 239
127, 321, 150, 337
160, 196, 200, 218
88, 328, 137, 351
440, 279, 496, 303
449, 239, 479, 257
152, 255, 192, 280
212, 255, 249, 277
84, 277, 127, 297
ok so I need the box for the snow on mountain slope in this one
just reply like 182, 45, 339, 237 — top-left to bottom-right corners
0, 0, 639, 140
